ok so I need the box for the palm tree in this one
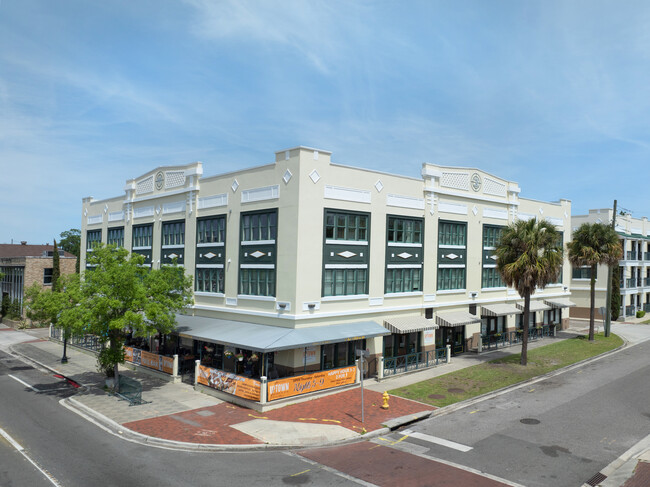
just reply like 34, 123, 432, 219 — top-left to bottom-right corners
568, 223, 622, 341
496, 218, 564, 365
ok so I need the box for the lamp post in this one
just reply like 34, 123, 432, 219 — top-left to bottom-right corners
61, 329, 68, 364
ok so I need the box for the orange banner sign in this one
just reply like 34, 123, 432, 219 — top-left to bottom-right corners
268, 366, 357, 401
124, 347, 174, 375
197, 365, 261, 401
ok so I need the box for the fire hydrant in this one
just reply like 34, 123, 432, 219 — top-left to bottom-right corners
381, 391, 390, 409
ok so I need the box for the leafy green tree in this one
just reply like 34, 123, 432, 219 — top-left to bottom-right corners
568, 223, 622, 341
56, 246, 193, 387
496, 218, 564, 366
611, 267, 621, 322
59, 229, 81, 273
52, 239, 61, 291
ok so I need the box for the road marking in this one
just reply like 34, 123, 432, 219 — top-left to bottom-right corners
402, 429, 473, 452
290, 469, 311, 477
0, 426, 63, 487
8, 374, 40, 392
391, 434, 408, 445
285, 452, 379, 486
469, 409, 480, 414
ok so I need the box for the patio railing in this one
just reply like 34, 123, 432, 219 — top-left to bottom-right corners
50, 327, 104, 353
383, 348, 447, 377
481, 324, 554, 351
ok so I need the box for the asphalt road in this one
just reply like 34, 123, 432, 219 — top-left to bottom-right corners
375, 339, 650, 487
2, 330, 649, 487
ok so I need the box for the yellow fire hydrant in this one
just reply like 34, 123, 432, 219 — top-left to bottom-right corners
381, 391, 390, 409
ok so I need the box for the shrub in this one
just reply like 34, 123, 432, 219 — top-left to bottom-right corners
636, 310, 646, 319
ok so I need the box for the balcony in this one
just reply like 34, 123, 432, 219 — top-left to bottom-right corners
627, 251, 638, 260
626, 278, 637, 288
645, 277, 650, 287
626, 305, 636, 315
645, 252, 650, 261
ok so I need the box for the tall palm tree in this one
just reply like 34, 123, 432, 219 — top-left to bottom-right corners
496, 218, 564, 365
568, 223, 622, 341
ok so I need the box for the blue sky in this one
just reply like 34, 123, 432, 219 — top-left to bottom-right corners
2, 0, 650, 245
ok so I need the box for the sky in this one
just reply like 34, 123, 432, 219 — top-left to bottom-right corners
2, 0, 650, 245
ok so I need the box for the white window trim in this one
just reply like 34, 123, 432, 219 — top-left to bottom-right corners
162, 244, 185, 249
438, 264, 466, 269
387, 242, 423, 248
325, 239, 369, 246
439, 244, 466, 249
387, 264, 422, 269
132, 246, 152, 251
383, 291, 423, 297
437, 289, 467, 295
241, 240, 275, 246
196, 264, 224, 269
197, 242, 225, 247
321, 294, 370, 302
480, 286, 507, 292
237, 294, 277, 302
324, 264, 368, 269
240, 264, 275, 269
194, 291, 225, 298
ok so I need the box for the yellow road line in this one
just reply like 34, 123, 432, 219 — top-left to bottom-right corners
469, 409, 480, 414
391, 435, 408, 445
298, 418, 319, 421
248, 414, 268, 419
322, 419, 341, 423
291, 469, 311, 477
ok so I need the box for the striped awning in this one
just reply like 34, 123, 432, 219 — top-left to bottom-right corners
435, 311, 481, 328
384, 316, 438, 334
544, 297, 577, 309
516, 300, 551, 312
481, 303, 522, 317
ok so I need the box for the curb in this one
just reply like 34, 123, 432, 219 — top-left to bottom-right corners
7, 334, 638, 455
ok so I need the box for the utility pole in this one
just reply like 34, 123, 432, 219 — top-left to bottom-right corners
604, 200, 617, 337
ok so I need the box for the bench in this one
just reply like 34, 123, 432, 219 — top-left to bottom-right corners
115, 375, 148, 406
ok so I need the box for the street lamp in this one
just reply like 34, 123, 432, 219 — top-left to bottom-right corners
61, 329, 68, 364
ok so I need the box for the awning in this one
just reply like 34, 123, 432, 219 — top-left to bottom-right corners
435, 311, 481, 328
516, 300, 551, 312
174, 314, 390, 352
481, 303, 522, 317
384, 316, 438, 334
544, 297, 577, 309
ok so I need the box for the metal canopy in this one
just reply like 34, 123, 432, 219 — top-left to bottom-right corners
174, 314, 390, 352
435, 311, 481, 328
481, 303, 522, 317
544, 297, 577, 308
384, 315, 438, 334
516, 300, 551, 312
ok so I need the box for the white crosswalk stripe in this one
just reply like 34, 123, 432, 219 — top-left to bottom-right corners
402, 429, 473, 452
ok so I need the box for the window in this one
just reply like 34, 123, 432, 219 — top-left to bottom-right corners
43, 268, 53, 285
239, 268, 275, 296
132, 225, 153, 247
387, 217, 422, 244
437, 267, 465, 290
482, 267, 504, 288
86, 230, 101, 250
325, 211, 368, 241
439, 221, 466, 246
481, 316, 505, 336
162, 221, 185, 246
572, 267, 596, 279
197, 217, 225, 244
241, 211, 277, 241
385, 268, 422, 293
195, 268, 224, 294
483, 225, 503, 248
107, 227, 124, 247
323, 268, 367, 296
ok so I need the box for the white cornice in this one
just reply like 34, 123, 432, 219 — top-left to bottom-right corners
424, 186, 519, 206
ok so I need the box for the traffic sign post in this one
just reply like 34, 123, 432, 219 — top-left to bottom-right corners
356, 349, 369, 423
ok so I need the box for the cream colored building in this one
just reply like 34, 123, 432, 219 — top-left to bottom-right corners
80, 146, 574, 385
571, 209, 650, 320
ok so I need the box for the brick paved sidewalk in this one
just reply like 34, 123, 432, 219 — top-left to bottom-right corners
123, 388, 434, 445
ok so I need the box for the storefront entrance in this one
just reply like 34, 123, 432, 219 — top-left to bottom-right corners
437, 326, 464, 355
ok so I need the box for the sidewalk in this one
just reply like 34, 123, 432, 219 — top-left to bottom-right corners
4, 320, 650, 486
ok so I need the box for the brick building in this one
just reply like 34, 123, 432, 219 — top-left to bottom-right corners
0, 242, 76, 317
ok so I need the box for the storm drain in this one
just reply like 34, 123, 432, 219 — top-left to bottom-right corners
520, 418, 541, 425
585, 472, 607, 486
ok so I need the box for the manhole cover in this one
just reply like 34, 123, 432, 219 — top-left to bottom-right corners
520, 418, 541, 425
447, 388, 465, 394
428, 394, 446, 399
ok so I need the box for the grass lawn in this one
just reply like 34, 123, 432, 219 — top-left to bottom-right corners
390, 333, 623, 408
